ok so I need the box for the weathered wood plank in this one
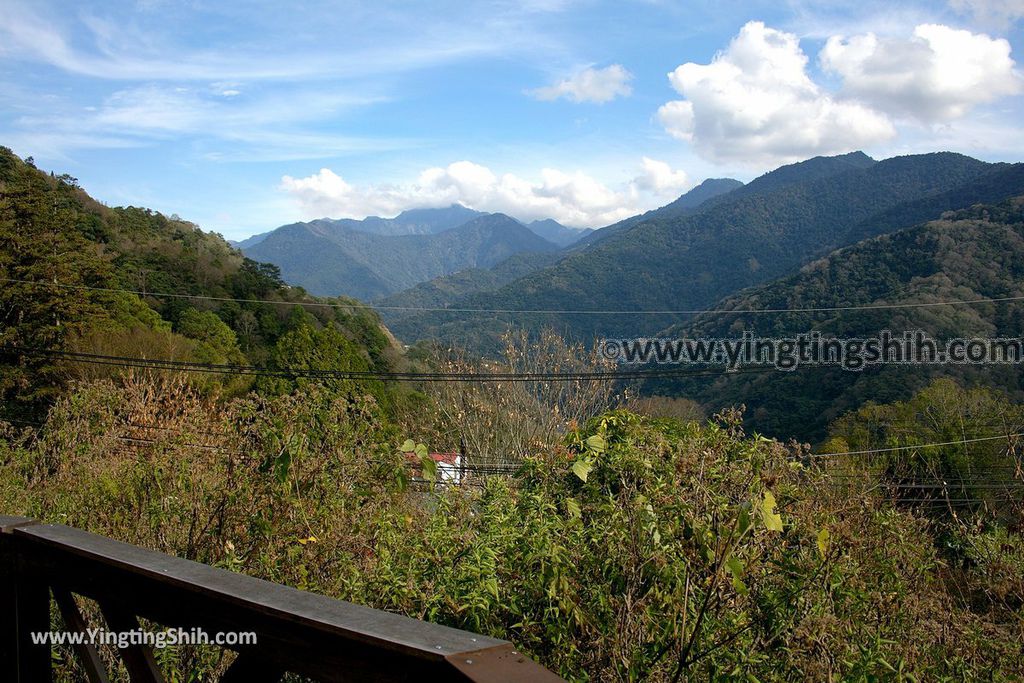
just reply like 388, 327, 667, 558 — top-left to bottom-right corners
53, 589, 110, 683
97, 601, 165, 683
1, 517, 51, 683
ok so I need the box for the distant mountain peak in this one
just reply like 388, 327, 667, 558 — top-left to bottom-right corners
664, 177, 744, 211
390, 204, 482, 225
524, 217, 591, 247
241, 208, 560, 300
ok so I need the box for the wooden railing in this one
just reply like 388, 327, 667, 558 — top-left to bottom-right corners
0, 516, 563, 682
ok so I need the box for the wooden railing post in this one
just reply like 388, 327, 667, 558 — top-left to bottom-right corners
0, 516, 50, 683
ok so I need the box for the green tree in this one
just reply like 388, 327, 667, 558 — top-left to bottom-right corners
258, 323, 374, 397
825, 378, 1024, 514
0, 159, 113, 408
176, 309, 241, 362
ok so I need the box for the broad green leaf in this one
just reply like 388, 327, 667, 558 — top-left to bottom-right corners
399, 439, 415, 452
274, 450, 291, 484
585, 435, 607, 453
571, 458, 593, 482
737, 505, 752, 535
760, 490, 783, 532
414, 443, 428, 458
566, 498, 582, 519
817, 528, 830, 560
726, 555, 748, 595
420, 455, 438, 482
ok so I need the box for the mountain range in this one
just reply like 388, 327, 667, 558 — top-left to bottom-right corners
570, 177, 744, 252
384, 152, 1024, 350
7, 141, 1024, 445
238, 206, 592, 299
647, 196, 1024, 441
243, 212, 569, 300
376, 177, 746, 334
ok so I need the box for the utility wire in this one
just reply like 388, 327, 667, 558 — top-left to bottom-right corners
4, 276, 1024, 316
2, 346, 776, 383
811, 433, 1024, 459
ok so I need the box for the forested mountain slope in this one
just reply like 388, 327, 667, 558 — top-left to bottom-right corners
0, 147, 399, 415
646, 197, 1024, 441
570, 177, 743, 252
387, 152, 1022, 349
244, 212, 559, 300
375, 250, 562, 317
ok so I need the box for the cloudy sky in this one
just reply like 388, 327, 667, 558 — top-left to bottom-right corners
2, 0, 1022, 239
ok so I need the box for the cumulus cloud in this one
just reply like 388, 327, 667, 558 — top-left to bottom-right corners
280, 158, 691, 228
821, 24, 1023, 123
657, 21, 895, 165
948, 0, 1024, 29
632, 157, 689, 196
531, 64, 633, 103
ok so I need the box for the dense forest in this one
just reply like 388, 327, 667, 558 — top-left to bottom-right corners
243, 212, 561, 299
2, 148, 1023, 681
0, 146, 406, 420
649, 197, 1024, 441
387, 152, 1024, 349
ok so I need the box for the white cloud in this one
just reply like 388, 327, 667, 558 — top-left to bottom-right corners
0, 0, 589, 90
531, 65, 633, 103
821, 24, 1023, 123
12, 84, 406, 161
632, 157, 689, 196
280, 158, 691, 228
948, 0, 1024, 29
657, 21, 895, 166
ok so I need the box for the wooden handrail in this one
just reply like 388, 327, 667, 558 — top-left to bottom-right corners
0, 516, 563, 682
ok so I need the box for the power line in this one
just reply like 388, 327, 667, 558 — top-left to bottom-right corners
811, 433, 1024, 459
825, 470, 1024, 478
826, 482, 1024, 490
2, 346, 776, 383
4, 276, 1024, 316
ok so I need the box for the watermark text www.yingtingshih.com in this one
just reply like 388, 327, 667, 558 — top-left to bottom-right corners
600, 330, 1024, 371
30, 627, 257, 650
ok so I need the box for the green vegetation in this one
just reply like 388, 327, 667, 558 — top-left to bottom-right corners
567, 176, 743, 252
3, 147, 1024, 681
391, 152, 1024, 348
823, 379, 1024, 519
243, 212, 560, 300
0, 146, 401, 419
651, 196, 1024, 442
376, 250, 561, 330
2, 378, 1022, 680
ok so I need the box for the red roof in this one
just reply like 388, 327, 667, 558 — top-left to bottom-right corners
403, 451, 460, 465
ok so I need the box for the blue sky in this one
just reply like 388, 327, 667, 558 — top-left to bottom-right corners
2, 0, 1022, 239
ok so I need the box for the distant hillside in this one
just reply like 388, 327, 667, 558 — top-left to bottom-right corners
389, 152, 1020, 349
244, 212, 559, 300
571, 177, 743, 252
375, 250, 563, 328
647, 197, 1024, 442
0, 146, 399, 414
234, 204, 486, 249
526, 219, 591, 247
723, 151, 877, 202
